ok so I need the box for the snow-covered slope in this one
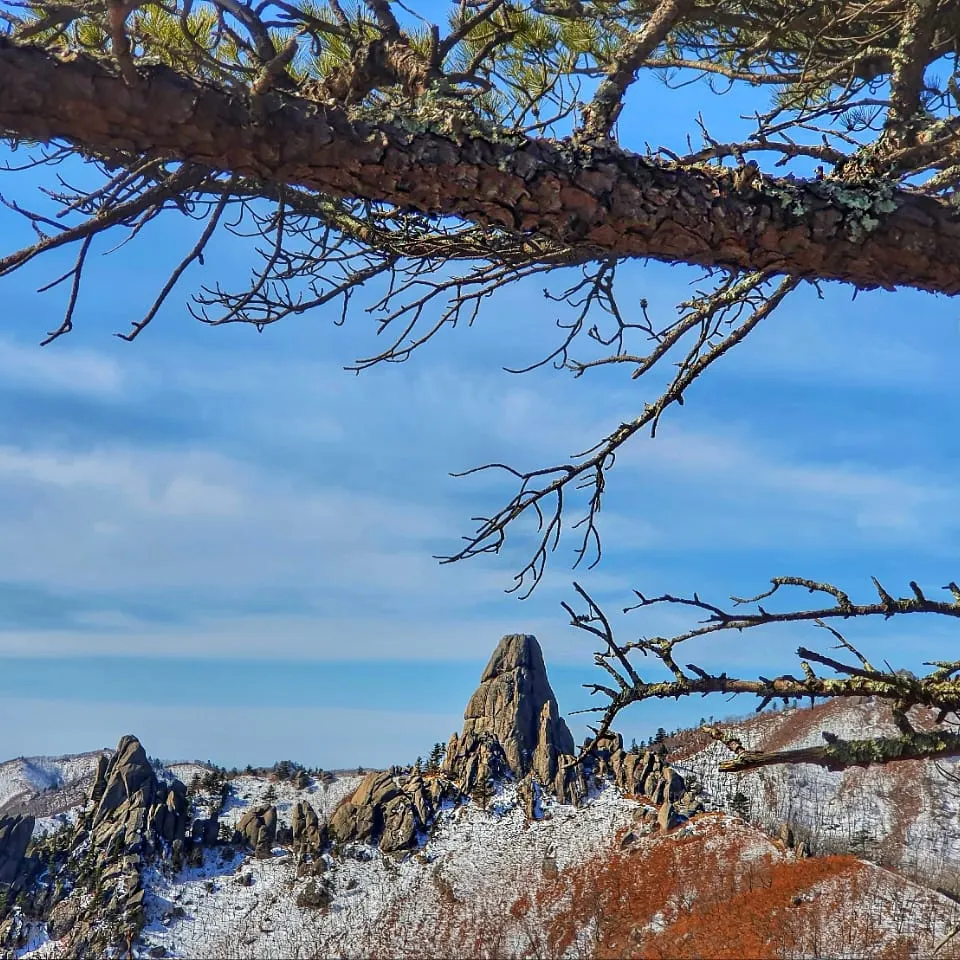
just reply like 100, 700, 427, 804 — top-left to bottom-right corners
133, 783, 640, 960
16, 772, 960, 960
673, 697, 960, 888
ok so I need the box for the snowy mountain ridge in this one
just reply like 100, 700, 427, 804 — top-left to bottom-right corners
4, 644, 960, 958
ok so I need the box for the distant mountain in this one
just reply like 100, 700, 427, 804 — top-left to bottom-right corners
0, 751, 110, 823
1, 644, 959, 959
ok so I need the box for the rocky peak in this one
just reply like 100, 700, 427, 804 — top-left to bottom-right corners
444, 634, 585, 806
90, 735, 158, 835
458, 634, 576, 775
52, 735, 193, 956
331, 634, 704, 856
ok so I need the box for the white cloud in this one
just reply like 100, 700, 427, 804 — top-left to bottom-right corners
722, 293, 957, 392
0, 338, 126, 396
0, 612, 576, 662
612, 423, 960, 548
0, 445, 246, 517
0, 442, 464, 595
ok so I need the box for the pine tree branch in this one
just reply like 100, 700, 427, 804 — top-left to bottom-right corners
3, 39, 960, 296
578, 0, 693, 141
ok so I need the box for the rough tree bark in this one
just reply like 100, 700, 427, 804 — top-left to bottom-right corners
2, 37, 960, 295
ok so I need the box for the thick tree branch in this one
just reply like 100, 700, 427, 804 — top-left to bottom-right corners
713, 730, 960, 773
3, 39, 960, 294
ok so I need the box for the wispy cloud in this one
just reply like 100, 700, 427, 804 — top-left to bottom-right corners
0, 338, 126, 396
0, 612, 576, 661
609, 421, 960, 551
718, 287, 958, 392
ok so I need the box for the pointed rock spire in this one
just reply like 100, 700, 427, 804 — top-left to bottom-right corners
329, 633, 704, 855
460, 634, 576, 773
444, 634, 585, 805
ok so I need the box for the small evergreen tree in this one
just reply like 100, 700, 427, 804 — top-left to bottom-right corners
850, 827, 876, 858
427, 742, 445, 772
729, 791, 752, 821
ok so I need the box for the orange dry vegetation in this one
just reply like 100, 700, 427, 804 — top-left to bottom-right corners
508, 816, 958, 960
367, 814, 960, 960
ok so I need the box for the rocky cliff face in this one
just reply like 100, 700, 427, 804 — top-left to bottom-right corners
0, 735, 214, 957
49, 735, 190, 954
0, 815, 34, 889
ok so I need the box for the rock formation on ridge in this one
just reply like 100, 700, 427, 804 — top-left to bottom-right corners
21, 735, 197, 957
328, 769, 458, 854
0, 814, 34, 888
442, 634, 586, 806
235, 804, 278, 858
291, 799, 327, 869
330, 633, 703, 852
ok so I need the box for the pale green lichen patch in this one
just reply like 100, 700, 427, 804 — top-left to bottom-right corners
756, 174, 901, 243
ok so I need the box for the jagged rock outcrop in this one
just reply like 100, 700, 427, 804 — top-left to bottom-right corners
0, 814, 34, 886
460, 634, 575, 768
292, 769, 310, 790
291, 800, 325, 858
295, 877, 332, 909
41, 735, 195, 956
45, 894, 81, 941
191, 814, 220, 846
82, 735, 189, 857
591, 733, 703, 829
442, 633, 701, 823
329, 771, 458, 855
89, 753, 109, 804
235, 805, 277, 858
69, 733, 189, 935
328, 633, 705, 856
657, 799, 680, 831
443, 634, 587, 805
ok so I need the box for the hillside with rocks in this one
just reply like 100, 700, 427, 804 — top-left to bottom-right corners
672, 697, 960, 892
1, 635, 960, 958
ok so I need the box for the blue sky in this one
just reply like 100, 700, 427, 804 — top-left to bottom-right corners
0, 66, 959, 769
